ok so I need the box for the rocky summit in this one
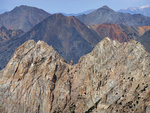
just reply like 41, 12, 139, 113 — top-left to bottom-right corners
0, 38, 150, 113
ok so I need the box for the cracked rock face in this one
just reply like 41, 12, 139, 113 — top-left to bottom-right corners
0, 38, 150, 113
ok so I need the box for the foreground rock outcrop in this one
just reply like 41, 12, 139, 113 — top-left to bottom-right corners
0, 38, 150, 113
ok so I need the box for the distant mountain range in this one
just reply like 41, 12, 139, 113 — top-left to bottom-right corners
0, 5, 50, 32
0, 5, 150, 113
77, 5, 150, 26
63, 9, 95, 16
0, 14, 101, 69
119, 5, 150, 17
0, 5, 150, 69
19, 14, 101, 63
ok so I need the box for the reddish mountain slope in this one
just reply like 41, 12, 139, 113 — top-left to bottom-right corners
137, 26, 150, 35
89, 23, 139, 42
0, 26, 23, 41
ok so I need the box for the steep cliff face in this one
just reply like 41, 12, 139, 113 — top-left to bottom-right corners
0, 38, 150, 113
0, 40, 70, 113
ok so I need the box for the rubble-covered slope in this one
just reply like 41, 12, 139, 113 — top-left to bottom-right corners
0, 38, 150, 113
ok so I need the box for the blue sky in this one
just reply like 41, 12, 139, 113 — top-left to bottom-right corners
0, 0, 150, 13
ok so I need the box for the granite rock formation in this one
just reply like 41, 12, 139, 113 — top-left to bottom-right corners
0, 38, 150, 113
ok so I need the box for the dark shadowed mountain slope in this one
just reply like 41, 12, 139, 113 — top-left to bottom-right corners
21, 14, 101, 63
0, 14, 101, 69
77, 6, 150, 26
0, 26, 24, 41
138, 30, 150, 53
0, 5, 50, 32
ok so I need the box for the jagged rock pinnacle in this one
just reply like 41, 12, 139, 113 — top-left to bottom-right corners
0, 38, 150, 113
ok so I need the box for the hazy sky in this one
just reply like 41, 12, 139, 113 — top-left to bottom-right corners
0, 0, 150, 13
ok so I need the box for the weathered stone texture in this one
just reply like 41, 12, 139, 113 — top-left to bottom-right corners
0, 38, 150, 113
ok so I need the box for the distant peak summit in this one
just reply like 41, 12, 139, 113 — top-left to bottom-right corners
12, 5, 46, 12
47, 13, 77, 23
13, 5, 32, 10
102, 5, 113, 10
97, 5, 114, 12
0, 5, 50, 32
102, 5, 110, 9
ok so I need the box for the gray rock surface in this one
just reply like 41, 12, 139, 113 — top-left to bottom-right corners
0, 37, 150, 113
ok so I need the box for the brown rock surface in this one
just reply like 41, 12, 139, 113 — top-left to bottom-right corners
89, 23, 130, 42
137, 26, 150, 35
0, 26, 24, 41
0, 38, 150, 113
89, 23, 142, 42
